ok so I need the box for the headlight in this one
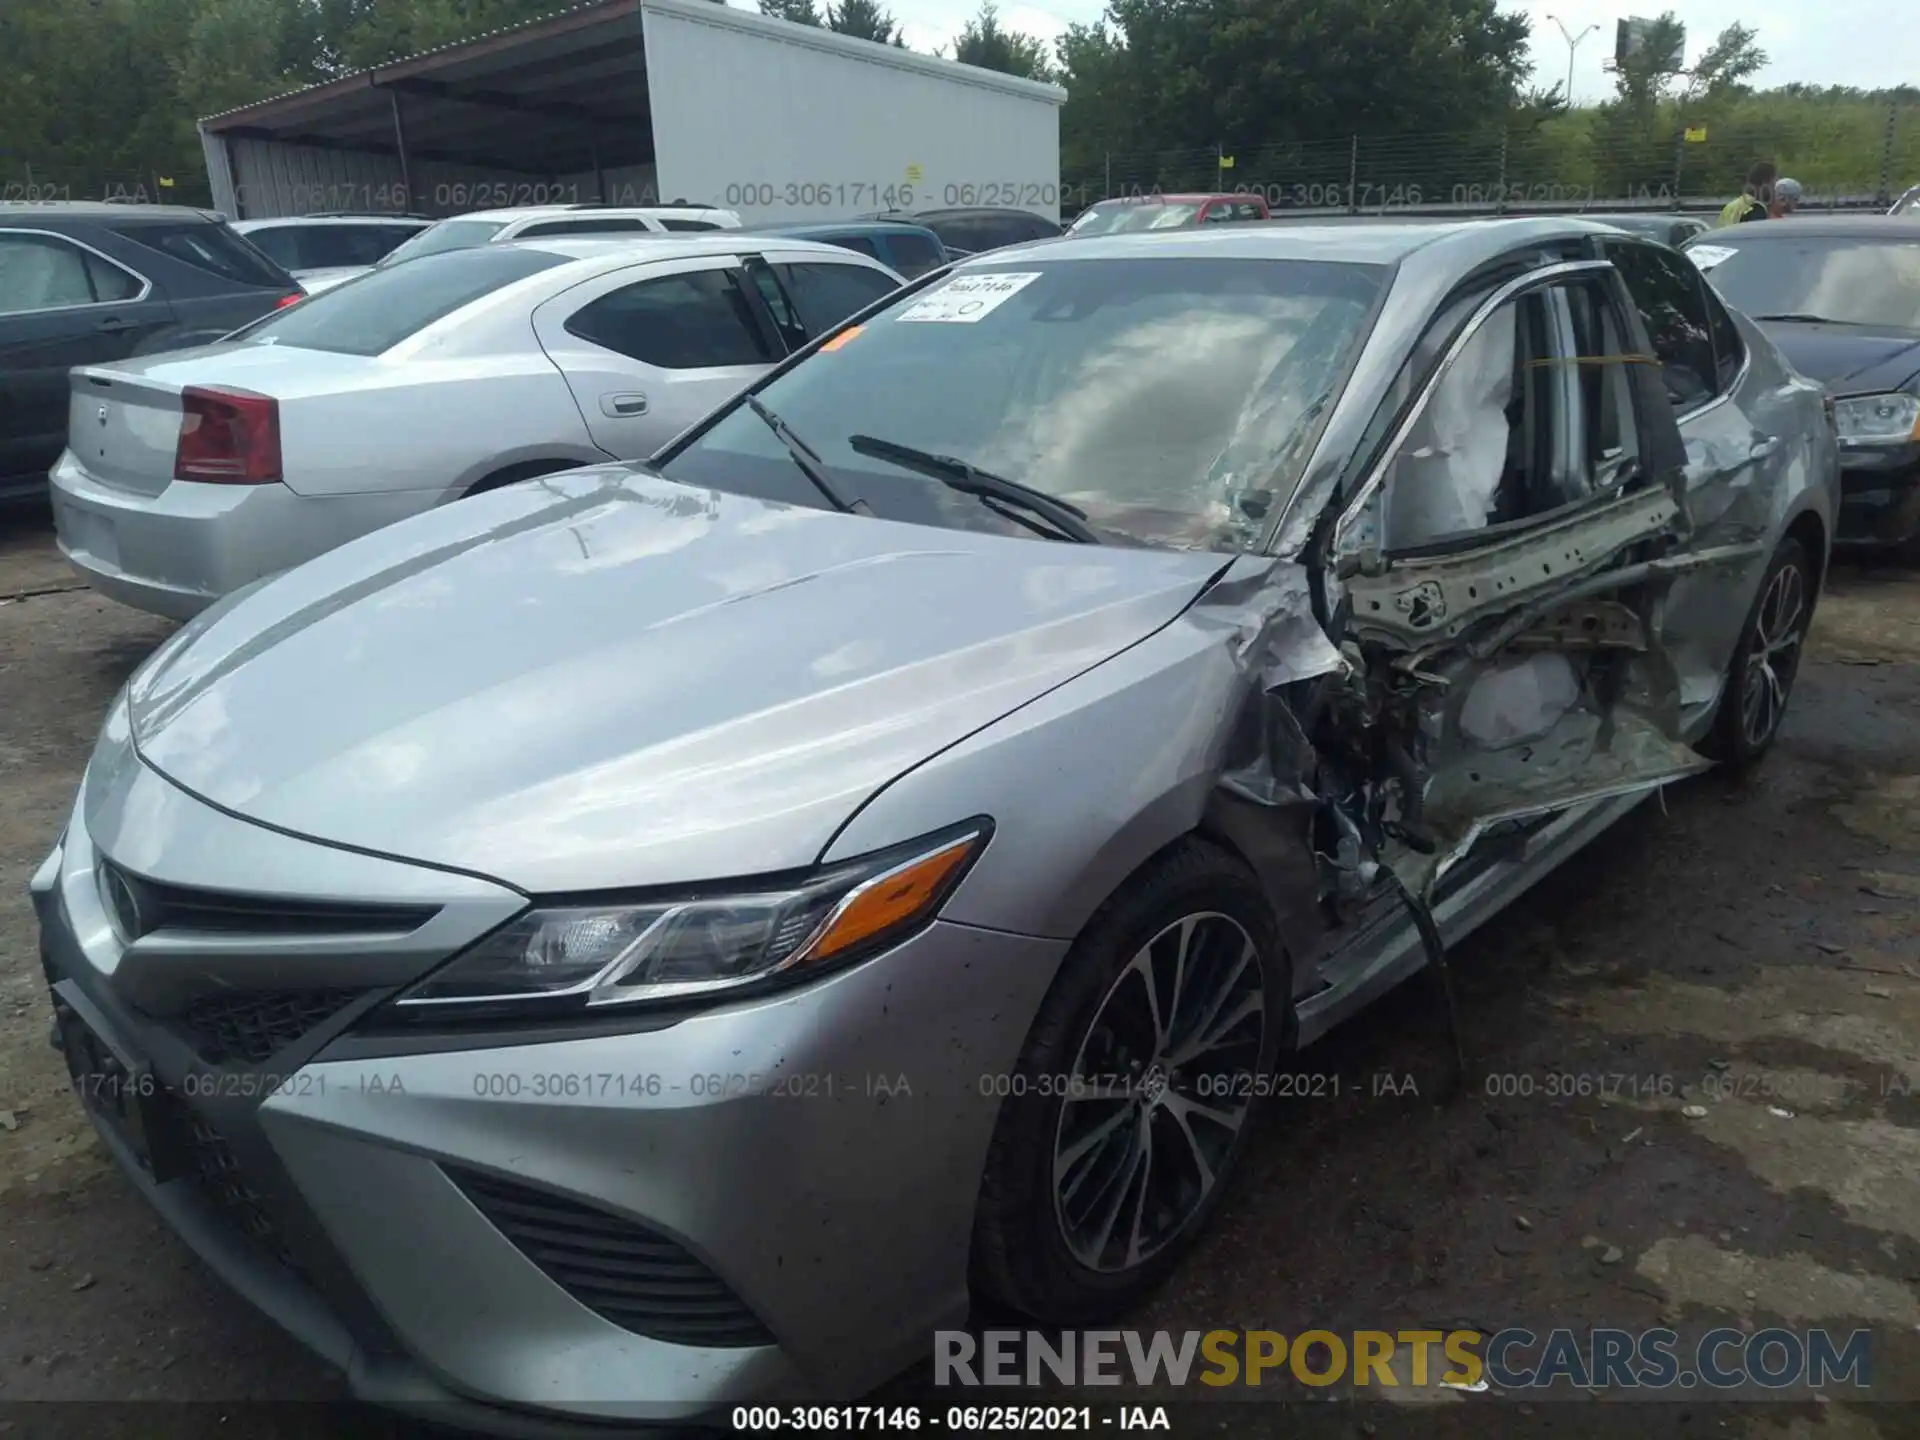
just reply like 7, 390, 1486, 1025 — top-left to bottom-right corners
1832, 392, 1920, 446
387, 820, 991, 1020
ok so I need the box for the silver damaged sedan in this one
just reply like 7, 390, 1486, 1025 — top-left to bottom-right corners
35, 218, 1838, 1427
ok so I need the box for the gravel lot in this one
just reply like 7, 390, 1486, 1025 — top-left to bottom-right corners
2, 502, 1918, 1439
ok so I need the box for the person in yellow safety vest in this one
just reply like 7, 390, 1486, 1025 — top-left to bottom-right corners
1718, 161, 1779, 227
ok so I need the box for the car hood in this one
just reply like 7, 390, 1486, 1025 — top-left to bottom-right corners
126, 467, 1229, 894
1757, 320, 1920, 393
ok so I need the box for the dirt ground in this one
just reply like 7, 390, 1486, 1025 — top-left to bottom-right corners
2, 502, 1919, 1440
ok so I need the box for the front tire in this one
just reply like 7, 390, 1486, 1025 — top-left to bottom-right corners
971, 838, 1289, 1324
1705, 536, 1814, 768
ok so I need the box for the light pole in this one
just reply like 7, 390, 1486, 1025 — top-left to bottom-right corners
1546, 15, 1600, 104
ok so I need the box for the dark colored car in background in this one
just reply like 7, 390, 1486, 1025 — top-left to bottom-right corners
901, 206, 1062, 257
1065, 193, 1271, 235
751, 219, 950, 278
0, 202, 302, 499
1687, 215, 1920, 548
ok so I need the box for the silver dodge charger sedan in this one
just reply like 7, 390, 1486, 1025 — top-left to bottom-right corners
35, 218, 1836, 1428
49, 234, 902, 619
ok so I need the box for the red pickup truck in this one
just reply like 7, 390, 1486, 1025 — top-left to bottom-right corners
1065, 192, 1271, 235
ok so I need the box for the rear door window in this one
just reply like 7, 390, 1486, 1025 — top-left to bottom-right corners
237, 245, 567, 355
114, 221, 289, 289
1607, 240, 1719, 410
931, 218, 986, 253
0, 233, 142, 312
778, 261, 900, 335
885, 232, 946, 277
565, 268, 774, 368
822, 234, 882, 259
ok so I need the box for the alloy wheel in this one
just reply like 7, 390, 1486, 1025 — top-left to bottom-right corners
1740, 559, 1808, 750
1050, 912, 1266, 1274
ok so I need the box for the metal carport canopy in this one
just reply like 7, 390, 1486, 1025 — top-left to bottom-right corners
199, 0, 657, 205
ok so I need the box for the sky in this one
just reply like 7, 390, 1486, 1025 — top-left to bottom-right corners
890, 0, 1920, 102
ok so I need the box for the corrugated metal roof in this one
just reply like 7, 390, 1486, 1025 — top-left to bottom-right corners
199, 0, 1063, 128
197, 0, 639, 125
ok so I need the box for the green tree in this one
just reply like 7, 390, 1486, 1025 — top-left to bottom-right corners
825, 0, 905, 46
1056, 0, 1534, 196
952, 3, 1053, 81
759, 0, 822, 22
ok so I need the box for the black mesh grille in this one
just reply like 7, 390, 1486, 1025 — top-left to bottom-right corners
448, 1167, 774, 1348
183, 1114, 307, 1281
97, 860, 435, 941
179, 989, 362, 1066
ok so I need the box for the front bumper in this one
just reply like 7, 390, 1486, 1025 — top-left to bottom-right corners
48, 450, 435, 620
33, 753, 1064, 1428
1833, 448, 1920, 546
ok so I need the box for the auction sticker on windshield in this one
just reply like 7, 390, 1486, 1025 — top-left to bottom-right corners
1687, 244, 1737, 271
895, 272, 1042, 323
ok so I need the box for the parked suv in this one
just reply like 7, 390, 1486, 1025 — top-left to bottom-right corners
233, 214, 433, 292
0, 202, 303, 500
750, 219, 950, 278
377, 203, 743, 269
900, 206, 1062, 257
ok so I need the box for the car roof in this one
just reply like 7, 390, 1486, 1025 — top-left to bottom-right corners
1684, 213, 1920, 240
1086, 193, 1249, 204
0, 201, 223, 224
448, 204, 731, 224
1582, 212, 1705, 223
913, 207, 1056, 222
971, 214, 1630, 266
753, 220, 939, 237
501, 234, 893, 265
235, 215, 429, 228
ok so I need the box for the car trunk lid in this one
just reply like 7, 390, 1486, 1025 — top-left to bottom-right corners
69, 346, 388, 496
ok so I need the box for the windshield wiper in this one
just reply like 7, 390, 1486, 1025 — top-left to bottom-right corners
846, 434, 1100, 543
746, 396, 870, 516
1751, 312, 1855, 325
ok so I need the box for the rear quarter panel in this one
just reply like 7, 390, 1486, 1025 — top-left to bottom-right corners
277, 360, 602, 498
1660, 311, 1837, 722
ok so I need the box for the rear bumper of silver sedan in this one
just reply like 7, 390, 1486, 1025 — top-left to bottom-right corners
49, 449, 436, 619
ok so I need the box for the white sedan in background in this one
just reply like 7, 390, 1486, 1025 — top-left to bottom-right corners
49, 235, 904, 619
232, 214, 434, 295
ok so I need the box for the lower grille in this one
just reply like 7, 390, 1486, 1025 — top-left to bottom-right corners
179, 989, 362, 1066
182, 1114, 307, 1281
448, 1167, 774, 1348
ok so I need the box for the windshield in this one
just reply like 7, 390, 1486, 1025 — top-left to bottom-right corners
233, 245, 567, 355
1697, 235, 1920, 329
657, 256, 1386, 551
1069, 202, 1207, 236
377, 218, 509, 267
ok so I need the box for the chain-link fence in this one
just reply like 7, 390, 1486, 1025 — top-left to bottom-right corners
0, 158, 214, 210
1066, 100, 1920, 218
12, 101, 1920, 223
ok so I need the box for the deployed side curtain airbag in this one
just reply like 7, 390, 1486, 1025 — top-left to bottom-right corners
1385, 303, 1517, 548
